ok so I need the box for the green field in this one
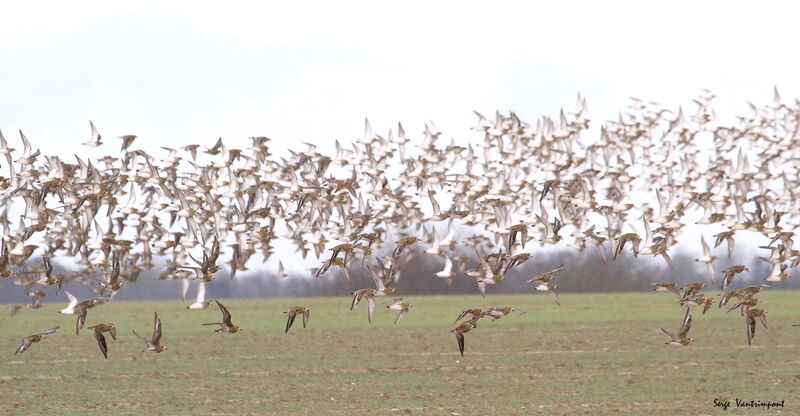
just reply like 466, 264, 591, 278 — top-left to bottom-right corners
1, 291, 799, 415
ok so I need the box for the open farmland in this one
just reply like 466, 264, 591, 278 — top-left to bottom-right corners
1, 292, 799, 415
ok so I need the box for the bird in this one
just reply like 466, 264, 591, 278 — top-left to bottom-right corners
527, 264, 564, 286
661, 308, 693, 346
652, 283, 681, 298
57, 291, 79, 314
385, 298, 411, 324
276, 260, 288, 278
72, 297, 109, 335
203, 300, 241, 333
15, 326, 59, 355
87, 323, 116, 359
133, 312, 166, 353
97, 255, 123, 299
453, 308, 484, 324
482, 307, 525, 321
118, 135, 137, 152
450, 318, 478, 356
718, 290, 741, 309
284, 306, 310, 333
350, 264, 396, 323
680, 283, 705, 299
472, 250, 505, 297
694, 236, 717, 283
82, 120, 103, 147
720, 265, 749, 290
745, 308, 768, 346
534, 282, 561, 307
434, 256, 456, 285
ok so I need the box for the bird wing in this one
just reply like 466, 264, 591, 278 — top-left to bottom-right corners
38, 326, 59, 336
152, 312, 162, 345
394, 309, 407, 325
94, 330, 108, 359
548, 286, 561, 307
216, 300, 232, 325
15, 338, 33, 355
428, 190, 441, 215
661, 327, 677, 342
705, 262, 715, 284
181, 278, 190, 302
476, 280, 486, 297
546, 264, 565, 276
442, 256, 453, 273
456, 332, 465, 356
285, 310, 297, 333
302, 309, 310, 328
76, 308, 87, 335
678, 308, 692, 338
454, 310, 470, 324
758, 314, 768, 329
132, 330, 153, 348
65, 291, 78, 309
367, 266, 384, 290
89, 120, 101, 142
701, 235, 711, 257
367, 297, 375, 323
350, 291, 362, 310
196, 281, 206, 304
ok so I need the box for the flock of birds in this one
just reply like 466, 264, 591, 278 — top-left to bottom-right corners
3, 89, 800, 357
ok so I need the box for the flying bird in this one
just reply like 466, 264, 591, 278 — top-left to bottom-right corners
88, 323, 117, 359
284, 306, 310, 333
15, 327, 59, 355
133, 312, 166, 353
203, 300, 241, 333
661, 307, 693, 346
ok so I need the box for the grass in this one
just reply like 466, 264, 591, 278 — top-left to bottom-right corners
1, 291, 799, 415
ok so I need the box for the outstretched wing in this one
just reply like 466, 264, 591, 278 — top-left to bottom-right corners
454, 310, 470, 325
350, 291, 363, 310
302, 309, 310, 328
367, 297, 375, 323
548, 286, 561, 307
65, 291, 78, 309
367, 265, 384, 290
215, 300, 232, 325
152, 312, 162, 345
76, 308, 87, 335
394, 309, 407, 325
661, 327, 677, 342
476, 280, 486, 298
678, 308, 692, 338
94, 330, 108, 359
15, 338, 33, 355
285, 310, 297, 333
544, 264, 565, 276
455, 332, 465, 356
38, 326, 59, 336
196, 281, 206, 304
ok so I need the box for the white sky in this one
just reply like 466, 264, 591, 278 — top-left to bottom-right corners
2, 1, 799, 157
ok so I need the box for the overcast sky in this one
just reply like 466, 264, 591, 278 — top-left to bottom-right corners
2, 1, 799, 156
